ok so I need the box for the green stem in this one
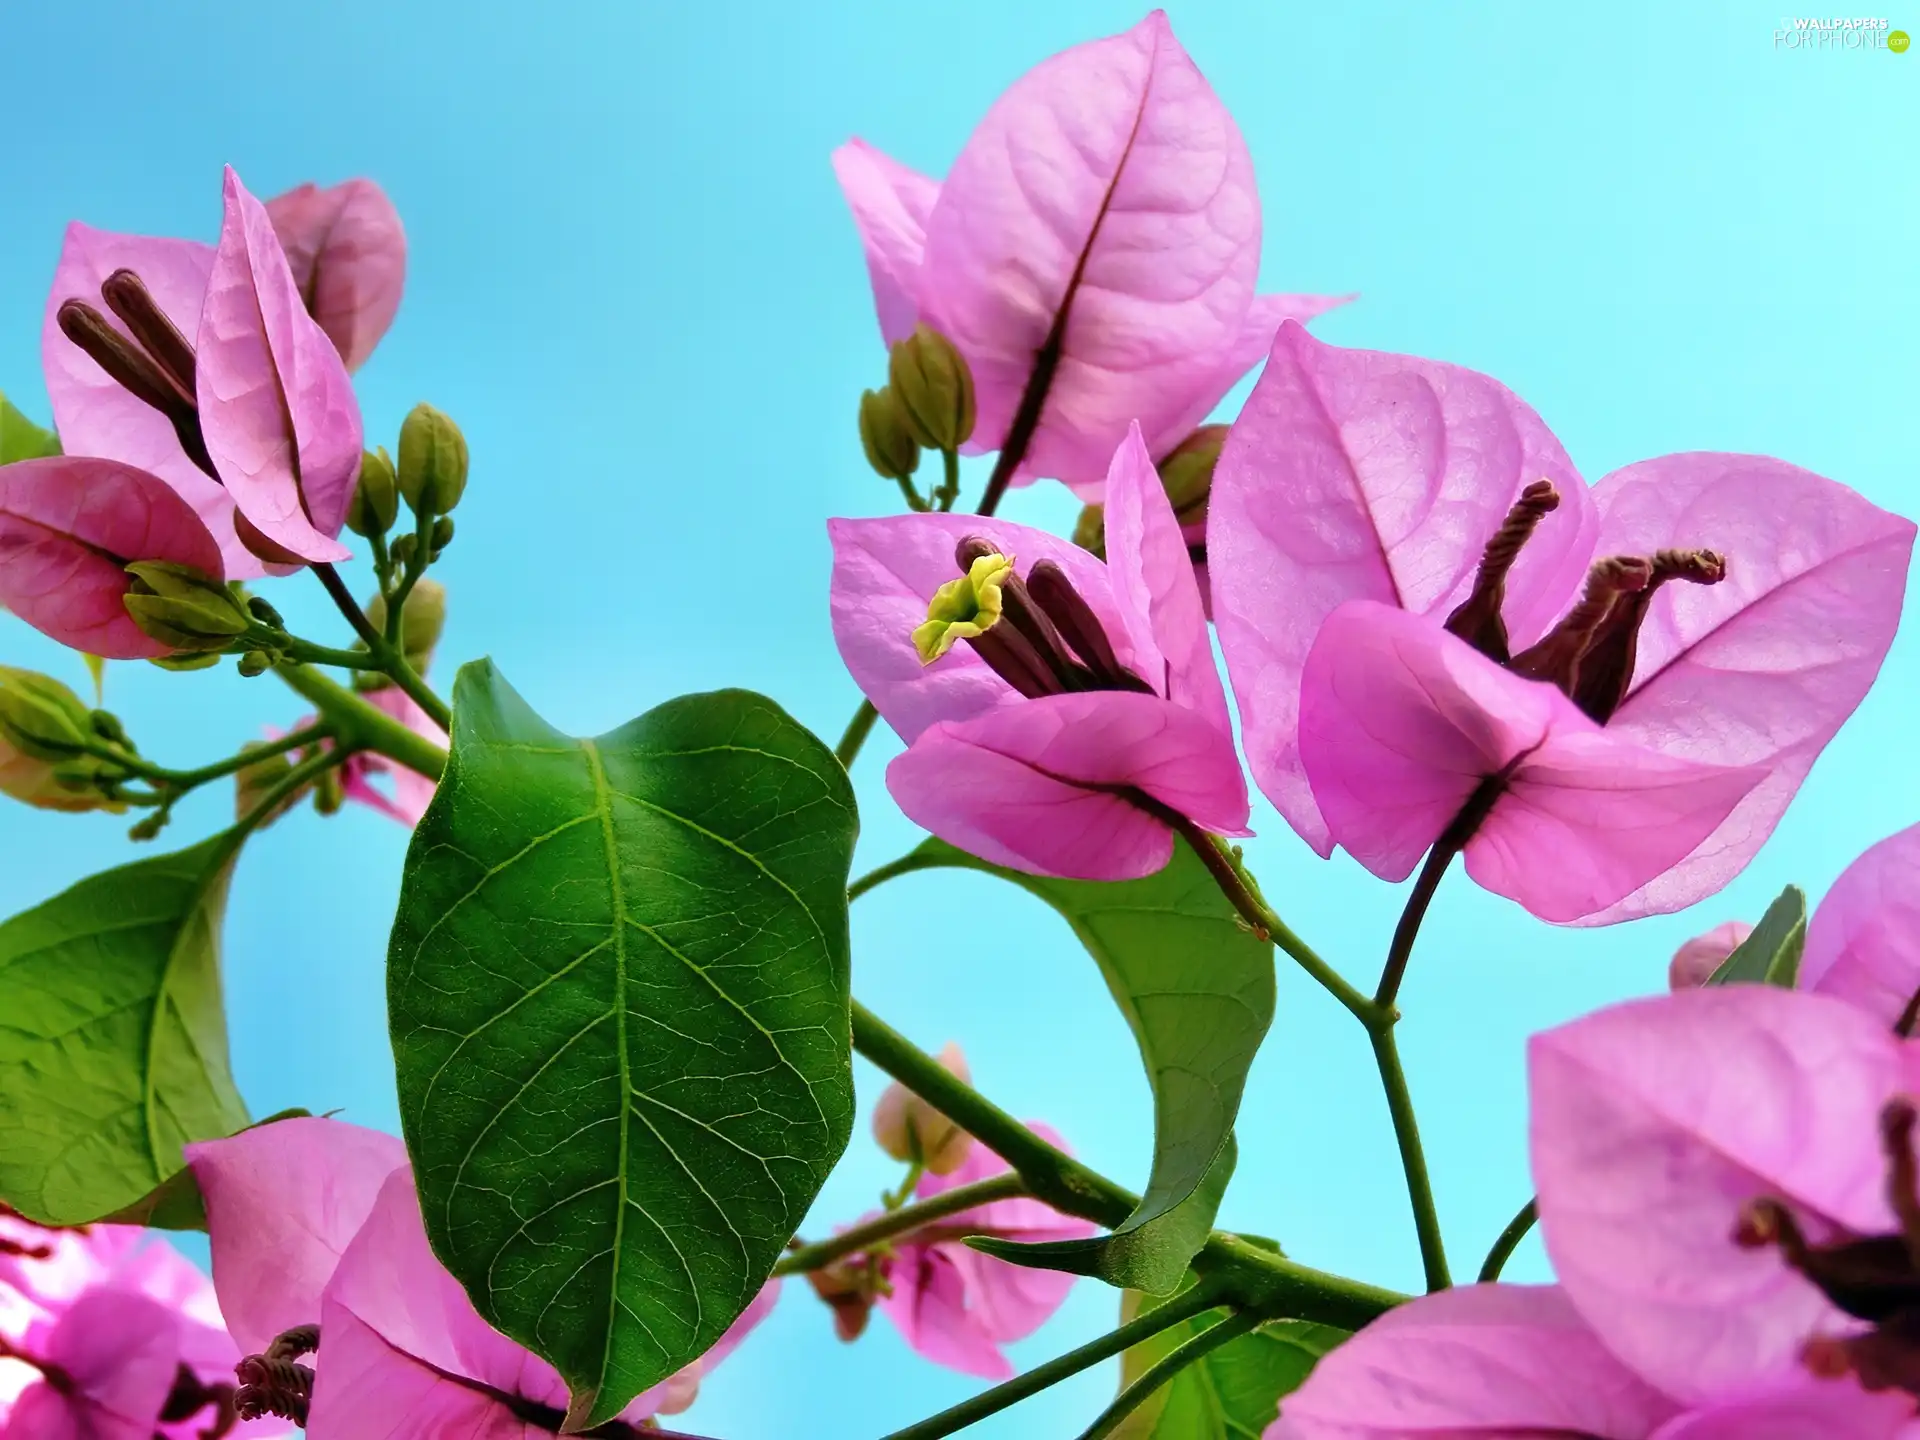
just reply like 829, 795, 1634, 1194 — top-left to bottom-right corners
74, 723, 332, 793
936, 447, 961, 512
1174, 823, 1381, 1027
893, 475, 931, 513
273, 664, 447, 780
836, 700, 880, 772
1477, 1198, 1538, 1283
1371, 1027, 1449, 1291
880, 1281, 1232, 1440
1376, 842, 1456, 1013
276, 638, 385, 671
1075, 1308, 1263, 1440
849, 1002, 1404, 1329
232, 745, 353, 843
384, 505, 437, 640
847, 846, 948, 902
311, 560, 452, 731
772, 1172, 1026, 1278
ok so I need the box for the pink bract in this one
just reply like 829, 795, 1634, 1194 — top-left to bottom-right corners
265, 179, 407, 373
830, 423, 1247, 879
0, 455, 228, 658
1669, 920, 1754, 989
833, 11, 1350, 496
1212, 322, 1914, 924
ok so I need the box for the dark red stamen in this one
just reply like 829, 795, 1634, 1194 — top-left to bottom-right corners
99, 269, 198, 399
1566, 549, 1727, 723
1508, 555, 1651, 693
1443, 480, 1561, 662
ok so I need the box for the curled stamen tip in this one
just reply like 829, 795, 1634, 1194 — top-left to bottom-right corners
1733, 1198, 1786, 1248
1591, 555, 1655, 594
1655, 548, 1728, 585
1518, 478, 1561, 509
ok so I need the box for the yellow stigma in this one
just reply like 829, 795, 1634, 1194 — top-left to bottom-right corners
912, 551, 1014, 664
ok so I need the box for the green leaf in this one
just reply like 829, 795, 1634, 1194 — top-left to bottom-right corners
0, 393, 59, 463
388, 662, 857, 1429
905, 837, 1274, 1293
1708, 885, 1806, 988
1116, 1276, 1347, 1438
92, 1107, 313, 1230
0, 833, 250, 1226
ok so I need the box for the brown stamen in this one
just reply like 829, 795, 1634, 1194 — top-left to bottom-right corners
953, 537, 1100, 695
1443, 480, 1561, 662
1508, 555, 1651, 693
56, 297, 219, 482
1026, 560, 1154, 694
99, 269, 197, 399
1567, 548, 1727, 723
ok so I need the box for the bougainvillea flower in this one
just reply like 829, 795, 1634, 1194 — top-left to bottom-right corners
197, 167, 362, 565
1, 1288, 185, 1440
1531, 985, 1920, 1407
40, 169, 367, 576
0, 456, 227, 658
833, 11, 1349, 497
190, 1119, 768, 1436
1268, 1282, 1911, 1438
1272, 986, 1920, 1435
1668, 919, 1753, 989
307, 1169, 778, 1438
264, 180, 407, 373
830, 422, 1248, 879
871, 1125, 1097, 1380
1797, 821, 1920, 1031
1211, 322, 1914, 924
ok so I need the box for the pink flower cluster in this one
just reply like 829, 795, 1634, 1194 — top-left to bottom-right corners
0, 1209, 291, 1438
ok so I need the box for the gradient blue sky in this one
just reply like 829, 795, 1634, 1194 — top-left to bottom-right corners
2, 2, 1916, 1434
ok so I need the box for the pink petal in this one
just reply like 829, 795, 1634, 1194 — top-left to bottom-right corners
1801, 822, 1920, 1027
878, 1242, 1016, 1380
38, 222, 265, 581
1648, 1383, 1916, 1440
1298, 602, 1759, 922
1213, 324, 1596, 856
920, 11, 1262, 488
0, 455, 228, 657
827, 512, 1129, 744
265, 180, 407, 374
197, 167, 361, 564
305, 1303, 537, 1440
1583, 454, 1915, 923
1267, 1284, 1679, 1440
343, 686, 448, 826
831, 140, 938, 346
29, 1289, 183, 1440
187, 1115, 407, 1354
1670, 920, 1755, 990
1102, 421, 1233, 733
1529, 986, 1904, 1405
887, 690, 1250, 880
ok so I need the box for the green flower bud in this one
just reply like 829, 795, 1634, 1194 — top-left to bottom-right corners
859, 387, 920, 483
366, 578, 447, 675
391, 534, 419, 571
312, 766, 346, 816
247, 596, 286, 630
127, 811, 169, 842
911, 550, 1013, 664
430, 515, 455, 555
122, 562, 252, 653
0, 667, 97, 761
236, 651, 272, 678
872, 1041, 974, 1174
397, 404, 469, 516
887, 325, 976, 453
149, 652, 223, 672
1072, 503, 1107, 560
346, 447, 399, 537
0, 669, 125, 814
1158, 424, 1228, 527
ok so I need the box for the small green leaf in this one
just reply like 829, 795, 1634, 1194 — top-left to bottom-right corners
1708, 885, 1806, 988
1116, 1275, 1347, 1438
0, 834, 251, 1225
92, 1107, 313, 1230
0, 393, 59, 463
905, 837, 1274, 1293
388, 662, 857, 1428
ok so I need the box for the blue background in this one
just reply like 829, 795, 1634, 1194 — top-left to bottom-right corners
2, 2, 1916, 1434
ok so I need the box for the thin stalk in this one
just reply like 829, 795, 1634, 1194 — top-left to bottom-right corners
1477, 1198, 1538, 1283
234, 746, 353, 841
383, 505, 437, 637
276, 638, 385, 671
772, 1173, 1026, 1277
1075, 1308, 1263, 1440
272, 664, 447, 780
936, 446, 961, 511
1376, 842, 1456, 1013
1371, 1027, 1449, 1291
836, 700, 880, 772
847, 846, 949, 903
311, 560, 451, 730
72, 723, 332, 793
880, 1281, 1231, 1440
893, 474, 931, 512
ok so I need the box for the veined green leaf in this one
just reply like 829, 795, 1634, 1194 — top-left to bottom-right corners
0, 393, 59, 464
388, 662, 857, 1428
1708, 885, 1806, 988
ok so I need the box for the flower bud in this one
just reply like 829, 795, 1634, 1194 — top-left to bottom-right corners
1158, 425, 1227, 528
235, 743, 307, 828
346, 447, 399, 537
0, 669, 125, 814
391, 533, 419, 571
366, 578, 447, 675
1072, 504, 1107, 560
122, 563, 252, 653
1669, 920, 1754, 990
859, 387, 920, 483
887, 325, 976, 452
127, 811, 168, 842
430, 515, 455, 555
807, 1258, 877, 1342
247, 596, 286, 630
872, 1041, 974, 1174
150, 652, 223, 672
236, 651, 272, 678
397, 404, 469, 515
